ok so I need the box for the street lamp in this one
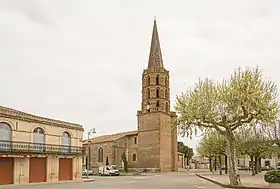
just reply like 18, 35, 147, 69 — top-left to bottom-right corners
87, 128, 96, 177
272, 143, 278, 169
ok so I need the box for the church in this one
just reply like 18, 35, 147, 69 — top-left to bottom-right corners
83, 20, 184, 172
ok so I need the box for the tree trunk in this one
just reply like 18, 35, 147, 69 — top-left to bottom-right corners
258, 157, 262, 173
219, 155, 222, 175
225, 155, 228, 174
226, 136, 240, 186
209, 156, 212, 172
214, 157, 217, 171
250, 156, 255, 176
254, 156, 258, 174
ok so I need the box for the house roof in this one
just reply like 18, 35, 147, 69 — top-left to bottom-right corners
0, 105, 83, 130
83, 130, 138, 145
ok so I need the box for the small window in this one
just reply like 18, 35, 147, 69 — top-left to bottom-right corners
156, 101, 160, 108
165, 89, 168, 98
156, 75, 159, 85
165, 102, 168, 112
132, 154, 137, 161
156, 88, 160, 98
147, 76, 150, 86
134, 137, 137, 144
165, 77, 168, 87
98, 147, 103, 163
147, 88, 150, 99
265, 161, 270, 166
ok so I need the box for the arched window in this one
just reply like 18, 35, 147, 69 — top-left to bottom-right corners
61, 131, 71, 153
156, 75, 159, 85
146, 101, 150, 113
156, 101, 160, 108
165, 102, 169, 112
147, 88, 150, 99
98, 147, 103, 163
0, 122, 12, 151
165, 89, 168, 98
33, 127, 45, 152
156, 88, 160, 98
165, 77, 168, 87
147, 76, 150, 86
132, 153, 137, 161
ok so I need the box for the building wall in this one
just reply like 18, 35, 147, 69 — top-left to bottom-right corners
86, 135, 140, 170
0, 113, 83, 184
114, 137, 128, 167
159, 113, 172, 172
126, 135, 138, 168
171, 113, 178, 171
137, 112, 160, 168
177, 153, 184, 169
88, 141, 115, 169
11, 156, 82, 184
0, 117, 82, 146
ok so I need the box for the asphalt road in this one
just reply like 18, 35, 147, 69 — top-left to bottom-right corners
0, 172, 224, 189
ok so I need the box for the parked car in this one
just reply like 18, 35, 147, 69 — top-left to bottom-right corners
99, 165, 119, 176
262, 165, 275, 171
82, 169, 93, 176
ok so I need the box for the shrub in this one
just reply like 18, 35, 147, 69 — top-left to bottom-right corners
264, 170, 280, 183
106, 156, 109, 165
121, 152, 128, 172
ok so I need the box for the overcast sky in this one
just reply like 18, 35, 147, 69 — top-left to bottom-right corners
0, 0, 280, 152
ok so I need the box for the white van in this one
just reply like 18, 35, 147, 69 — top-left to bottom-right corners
99, 165, 119, 176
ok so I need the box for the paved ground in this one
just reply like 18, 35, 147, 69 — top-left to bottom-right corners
198, 170, 267, 188
0, 172, 224, 189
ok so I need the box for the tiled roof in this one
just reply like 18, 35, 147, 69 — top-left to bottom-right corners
83, 130, 137, 144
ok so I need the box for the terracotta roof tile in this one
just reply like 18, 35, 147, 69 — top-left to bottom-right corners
83, 130, 137, 145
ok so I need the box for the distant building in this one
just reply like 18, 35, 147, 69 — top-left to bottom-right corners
238, 156, 279, 169
190, 155, 210, 169
0, 106, 83, 185
83, 20, 183, 172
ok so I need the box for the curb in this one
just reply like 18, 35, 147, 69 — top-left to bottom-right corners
196, 174, 269, 189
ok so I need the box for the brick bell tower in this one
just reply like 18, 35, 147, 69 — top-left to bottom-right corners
137, 20, 178, 172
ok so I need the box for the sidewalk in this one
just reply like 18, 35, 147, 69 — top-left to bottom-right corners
197, 171, 269, 188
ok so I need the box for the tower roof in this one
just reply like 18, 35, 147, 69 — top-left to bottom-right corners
148, 19, 164, 68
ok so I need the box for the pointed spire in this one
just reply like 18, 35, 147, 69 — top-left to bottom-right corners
148, 19, 164, 68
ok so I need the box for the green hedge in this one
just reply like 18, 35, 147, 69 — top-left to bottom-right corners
264, 170, 280, 183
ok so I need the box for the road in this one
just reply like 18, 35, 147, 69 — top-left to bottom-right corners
0, 172, 224, 189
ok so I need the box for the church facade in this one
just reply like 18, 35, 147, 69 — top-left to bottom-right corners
83, 20, 181, 172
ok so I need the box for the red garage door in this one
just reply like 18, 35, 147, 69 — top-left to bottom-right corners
59, 158, 73, 181
29, 157, 46, 183
0, 158, 13, 185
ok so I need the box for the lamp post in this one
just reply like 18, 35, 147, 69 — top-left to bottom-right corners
87, 128, 96, 177
272, 143, 278, 169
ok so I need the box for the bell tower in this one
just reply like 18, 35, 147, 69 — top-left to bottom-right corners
137, 20, 177, 172
141, 19, 170, 115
